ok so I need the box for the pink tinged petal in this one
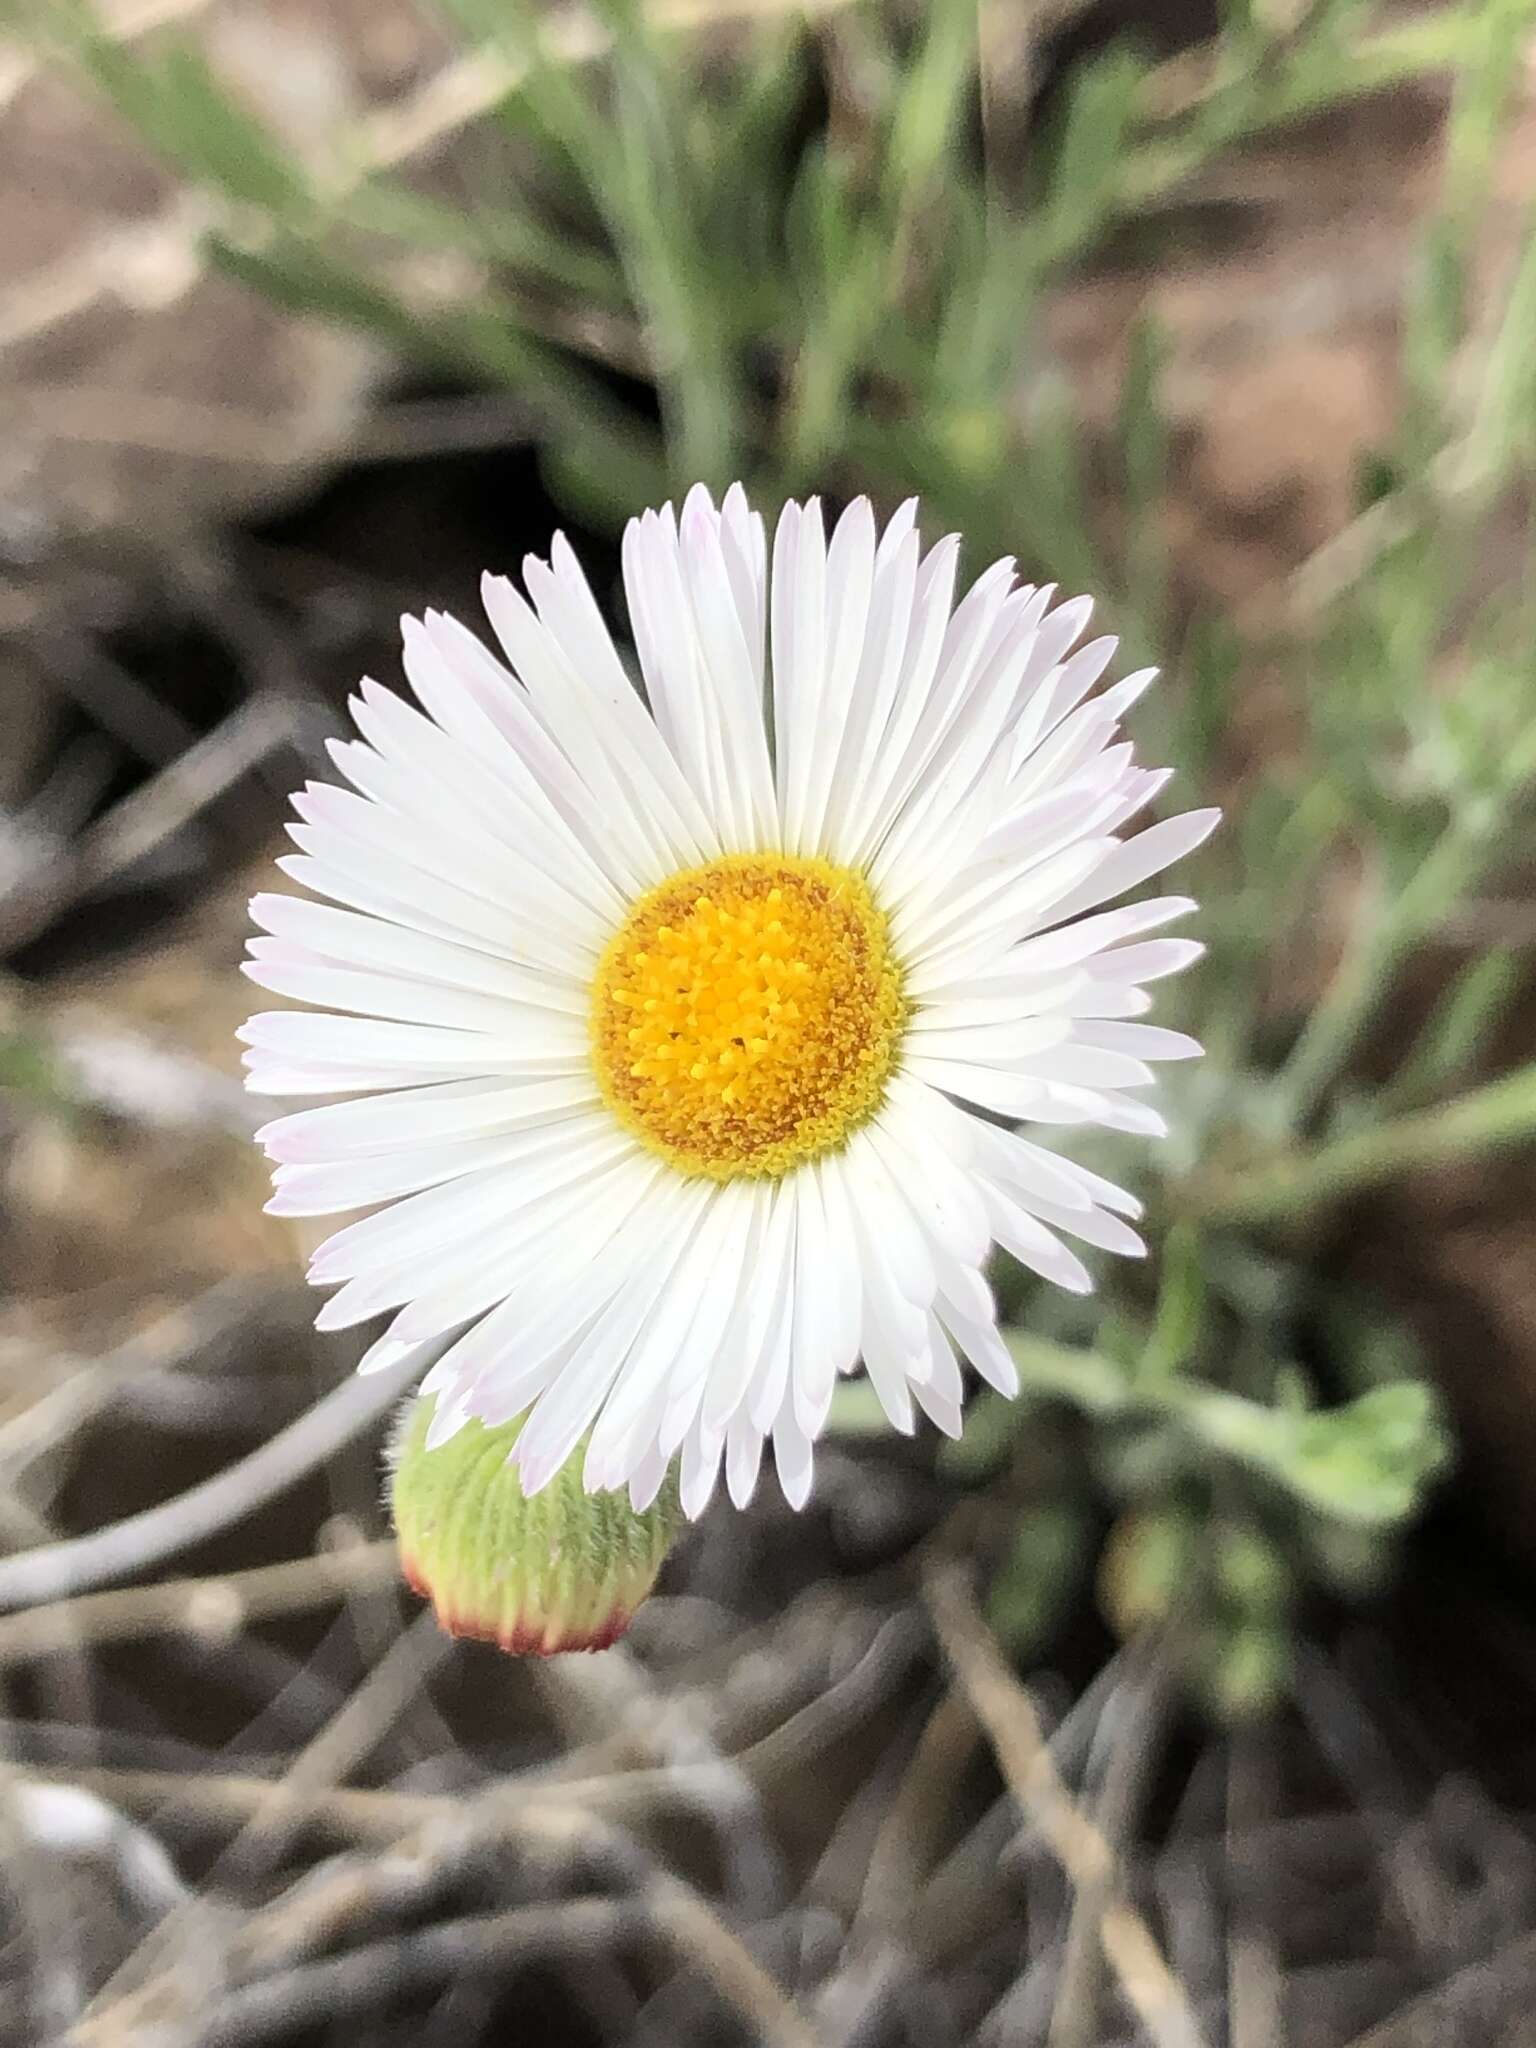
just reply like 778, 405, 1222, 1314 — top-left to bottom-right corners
532, 532, 721, 856
656, 1191, 760, 1459
911, 1330, 966, 1436
317, 1273, 425, 1334
351, 653, 625, 923
935, 1304, 1018, 1398
305, 1125, 636, 1284
413, 603, 693, 898
979, 1178, 1095, 1295
772, 1401, 815, 1511
786, 1157, 862, 1436
703, 1182, 793, 1435
864, 1105, 992, 1273
265, 1130, 577, 1218
947, 897, 1197, 991
1097, 767, 1175, 837
850, 554, 1018, 864
480, 568, 681, 887
624, 503, 749, 844
248, 896, 585, 1015
967, 1122, 1098, 1215
336, 680, 620, 934
1073, 1022, 1204, 1061
424, 1391, 475, 1451
719, 483, 768, 685
275, 834, 588, 982
436, 1287, 613, 1442
817, 504, 919, 853
241, 955, 567, 1040
396, 610, 570, 808
679, 1418, 726, 1520
256, 1076, 596, 1165
837, 534, 960, 860
513, 1231, 696, 1498
901, 838, 1122, 993
356, 1334, 433, 1379
1094, 665, 1160, 726
627, 1440, 670, 1514
859, 1307, 918, 1435
1021, 1197, 1148, 1258
676, 485, 780, 844
874, 591, 1090, 876
385, 1153, 665, 1347
583, 1187, 744, 1482
793, 497, 877, 856
1086, 937, 1205, 984
869, 598, 1063, 899
839, 1129, 937, 1309
725, 1413, 766, 1510
238, 1011, 587, 1077
771, 497, 829, 851
292, 773, 599, 954
1030, 809, 1221, 933
266, 851, 525, 974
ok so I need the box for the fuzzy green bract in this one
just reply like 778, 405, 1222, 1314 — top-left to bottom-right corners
390, 1398, 682, 1655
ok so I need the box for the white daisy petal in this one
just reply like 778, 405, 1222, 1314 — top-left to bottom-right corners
244, 488, 1212, 1521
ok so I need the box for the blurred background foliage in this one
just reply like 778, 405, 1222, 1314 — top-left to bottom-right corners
9, 0, 1536, 1718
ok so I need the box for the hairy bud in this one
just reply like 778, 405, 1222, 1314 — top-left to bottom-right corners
389, 1398, 682, 1654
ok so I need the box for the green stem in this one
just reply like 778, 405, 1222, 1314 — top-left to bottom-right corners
1189, 1060, 1536, 1226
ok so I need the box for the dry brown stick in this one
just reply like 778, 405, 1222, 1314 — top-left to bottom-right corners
69, 1613, 458, 2039
854, 1688, 980, 1937
0, 1540, 400, 1668
5, 1762, 593, 1846
21, 1767, 820, 2048
0, 1345, 420, 1611
1226, 1730, 1285, 2048
195, 1898, 643, 2047
1048, 1646, 1176, 2048
924, 1562, 1208, 2048
0, 1281, 302, 1475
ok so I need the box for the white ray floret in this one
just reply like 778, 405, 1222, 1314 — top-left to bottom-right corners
243, 486, 1215, 1519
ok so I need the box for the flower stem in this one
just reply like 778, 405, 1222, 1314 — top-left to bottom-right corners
1190, 1059, 1536, 1226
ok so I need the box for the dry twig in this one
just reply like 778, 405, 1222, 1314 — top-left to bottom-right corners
0, 1347, 420, 1610
924, 1561, 1208, 2048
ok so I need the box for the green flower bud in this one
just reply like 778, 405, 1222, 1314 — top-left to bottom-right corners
389, 1398, 682, 1654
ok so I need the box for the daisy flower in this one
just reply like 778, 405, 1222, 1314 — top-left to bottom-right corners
242, 487, 1215, 1521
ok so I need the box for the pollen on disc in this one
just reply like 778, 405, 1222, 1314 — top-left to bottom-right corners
589, 853, 907, 1180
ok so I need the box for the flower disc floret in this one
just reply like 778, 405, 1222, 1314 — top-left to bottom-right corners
590, 853, 906, 1180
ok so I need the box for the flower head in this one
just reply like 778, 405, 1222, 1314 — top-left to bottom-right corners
243, 488, 1215, 1520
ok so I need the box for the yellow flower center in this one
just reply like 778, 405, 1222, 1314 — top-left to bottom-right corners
589, 853, 907, 1181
